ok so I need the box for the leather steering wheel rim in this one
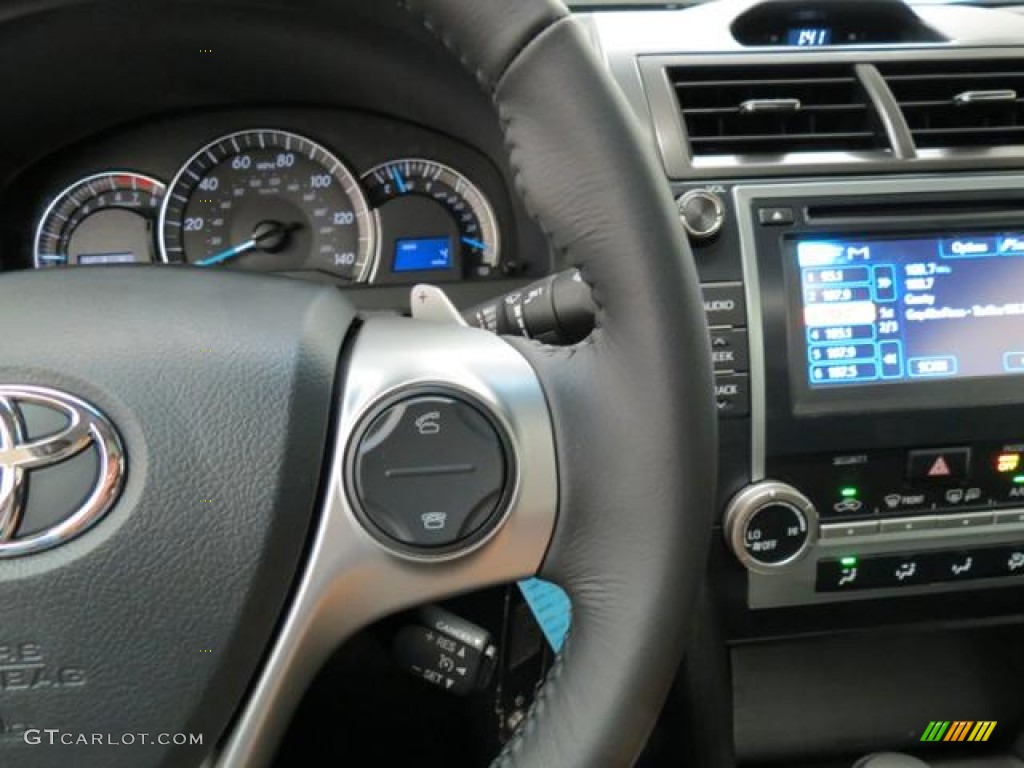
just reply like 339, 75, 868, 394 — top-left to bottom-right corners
398, 1, 718, 765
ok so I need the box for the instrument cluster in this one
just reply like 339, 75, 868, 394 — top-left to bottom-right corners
16, 110, 518, 286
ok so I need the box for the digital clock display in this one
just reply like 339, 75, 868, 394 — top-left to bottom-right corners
787, 27, 832, 46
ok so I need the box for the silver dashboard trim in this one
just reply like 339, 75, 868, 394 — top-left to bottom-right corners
820, 514, 1024, 547
733, 185, 767, 481
214, 317, 557, 768
854, 63, 915, 161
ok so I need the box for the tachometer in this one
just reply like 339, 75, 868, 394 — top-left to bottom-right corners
362, 159, 500, 281
34, 172, 165, 268
158, 129, 375, 281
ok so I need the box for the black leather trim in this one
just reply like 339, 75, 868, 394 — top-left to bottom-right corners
398, 0, 567, 91
0, 268, 354, 768
400, 3, 717, 767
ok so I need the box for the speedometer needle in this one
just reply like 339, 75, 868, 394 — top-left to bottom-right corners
195, 220, 298, 267
196, 239, 257, 267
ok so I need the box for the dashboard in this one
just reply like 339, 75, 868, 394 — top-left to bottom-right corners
2, 110, 525, 286
5, 0, 1024, 765
0, 0, 553, 313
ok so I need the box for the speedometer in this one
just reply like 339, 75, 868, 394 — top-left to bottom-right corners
158, 129, 376, 281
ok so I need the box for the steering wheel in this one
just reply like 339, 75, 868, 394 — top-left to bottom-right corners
0, 1, 715, 766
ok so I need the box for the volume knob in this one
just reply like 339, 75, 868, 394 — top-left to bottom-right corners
723, 481, 818, 574
676, 189, 725, 241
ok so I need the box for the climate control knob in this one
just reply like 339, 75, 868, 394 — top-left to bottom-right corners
724, 481, 818, 574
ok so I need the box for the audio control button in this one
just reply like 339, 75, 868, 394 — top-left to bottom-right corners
714, 374, 749, 418
710, 329, 749, 373
678, 189, 725, 240
758, 206, 795, 226
702, 283, 746, 327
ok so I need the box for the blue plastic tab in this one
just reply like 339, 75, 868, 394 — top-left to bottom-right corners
517, 578, 571, 653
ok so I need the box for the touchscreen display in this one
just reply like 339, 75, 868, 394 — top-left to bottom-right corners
796, 233, 1024, 387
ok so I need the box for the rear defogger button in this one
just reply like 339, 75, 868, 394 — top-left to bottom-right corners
349, 392, 511, 555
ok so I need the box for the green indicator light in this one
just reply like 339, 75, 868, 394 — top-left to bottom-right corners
840, 487, 858, 498
840, 556, 858, 567
1014, 475, 1024, 485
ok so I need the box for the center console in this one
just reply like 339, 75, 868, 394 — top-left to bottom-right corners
724, 176, 1024, 607
578, 4, 1024, 760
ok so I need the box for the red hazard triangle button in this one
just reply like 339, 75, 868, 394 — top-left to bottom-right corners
908, 447, 970, 482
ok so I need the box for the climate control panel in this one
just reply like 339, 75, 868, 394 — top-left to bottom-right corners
726, 441, 1024, 607
770, 441, 1024, 536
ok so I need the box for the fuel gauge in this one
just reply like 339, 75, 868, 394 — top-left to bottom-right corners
34, 172, 165, 268
362, 159, 500, 282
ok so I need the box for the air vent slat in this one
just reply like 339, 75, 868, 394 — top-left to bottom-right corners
668, 64, 887, 158
914, 126, 1024, 137
693, 133, 878, 155
675, 77, 857, 88
683, 104, 868, 116
879, 60, 1024, 149
884, 72, 1024, 82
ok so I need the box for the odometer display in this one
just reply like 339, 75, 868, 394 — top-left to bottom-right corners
159, 129, 375, 280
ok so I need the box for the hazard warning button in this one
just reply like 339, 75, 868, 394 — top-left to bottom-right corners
907, 447, 971, 482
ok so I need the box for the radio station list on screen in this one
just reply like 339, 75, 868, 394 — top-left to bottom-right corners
796, 233, 1024, 387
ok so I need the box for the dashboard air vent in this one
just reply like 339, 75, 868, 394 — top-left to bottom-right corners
879, 60, 1024, 149
668, 64, 887, 157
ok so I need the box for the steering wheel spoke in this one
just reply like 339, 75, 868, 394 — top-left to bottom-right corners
217, 317, 557, 767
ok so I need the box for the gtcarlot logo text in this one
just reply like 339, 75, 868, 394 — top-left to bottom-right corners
24, 729, 203, 746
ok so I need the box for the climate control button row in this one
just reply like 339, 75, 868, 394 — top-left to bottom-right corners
817, 544, 1024, 592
